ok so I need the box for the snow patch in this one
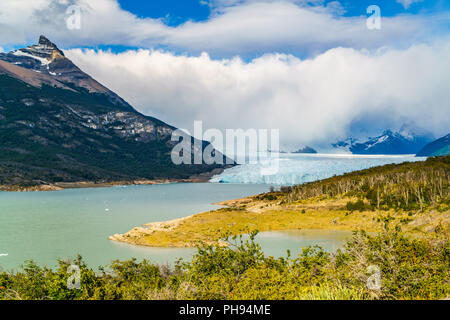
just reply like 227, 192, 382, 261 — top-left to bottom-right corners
364, 135, 389, 150
12, 50, 51, 66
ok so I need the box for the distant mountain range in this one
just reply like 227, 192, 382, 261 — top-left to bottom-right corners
416, 134, 450, 157
332, 125, 434, 155
292, 146, 317, 154
0, 36, 228, 187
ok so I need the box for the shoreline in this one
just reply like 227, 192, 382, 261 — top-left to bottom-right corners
0, 168, 227, 192
109, 194, 449, 248
0, 179, 207, 192
108, 196, 376, 248
108, 157, 448, 248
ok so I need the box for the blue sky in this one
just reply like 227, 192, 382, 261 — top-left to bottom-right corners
92, 0, 450, 57
118, 0, 450, 25
2, 0, 449, 57
119, 0, 211, 25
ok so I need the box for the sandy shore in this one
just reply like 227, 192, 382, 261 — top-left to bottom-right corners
109, 214, 199, 247
109, 192, 449, 248
108, 195, 377, 248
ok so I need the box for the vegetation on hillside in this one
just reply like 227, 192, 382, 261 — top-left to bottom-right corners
283, 156, 449, 212
416, 134, 450, 157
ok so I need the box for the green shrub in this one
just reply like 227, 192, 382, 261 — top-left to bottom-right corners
0, 226, 448, 300
346, 199, 370, 212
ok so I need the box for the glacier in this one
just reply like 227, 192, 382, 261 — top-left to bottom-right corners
210, 153, 426, 185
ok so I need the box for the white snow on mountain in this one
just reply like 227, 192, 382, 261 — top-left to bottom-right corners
12, 50, 51, 67
363, 135, 389, 150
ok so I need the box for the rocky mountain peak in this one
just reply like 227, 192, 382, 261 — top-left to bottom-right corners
38, 35, 57, 48
0, 36, 131, 107
35, 36, 65, 57
29, 35, 65, 58
0, 35, 66, 73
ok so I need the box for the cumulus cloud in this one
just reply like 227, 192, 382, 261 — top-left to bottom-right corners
65, 40, 450, 148
202, 0, 345, 16
164, 2, 428, 57
0, 0, 167, 47
2, 0, 449, 149
396, 0, 424, 9
0, 0, 444, 57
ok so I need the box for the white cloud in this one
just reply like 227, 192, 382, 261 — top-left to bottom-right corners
65, 40, 450, 148
1, 0, 449, 148
396, 0, 424, 9
0, 0, 443, 57
164, 2, 418, 56
201, 0, 345, 15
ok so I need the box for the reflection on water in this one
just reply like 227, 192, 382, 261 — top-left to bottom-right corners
255, 229, 353, 257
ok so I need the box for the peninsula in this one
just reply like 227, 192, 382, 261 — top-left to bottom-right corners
110, 156, 450, 247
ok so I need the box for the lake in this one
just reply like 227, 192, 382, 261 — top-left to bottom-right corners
0, 183, 269, 271
0, 154, 423, 271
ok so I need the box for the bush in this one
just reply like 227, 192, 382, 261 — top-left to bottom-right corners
0, 226, 448, 300
332, 226, 450, 300
346, 199, 370, 212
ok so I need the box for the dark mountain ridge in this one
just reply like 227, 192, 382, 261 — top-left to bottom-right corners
416, 134, 450, 157
0, 36, 229, 188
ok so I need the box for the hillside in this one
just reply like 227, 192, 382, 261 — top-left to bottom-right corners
416, 133, 450, 157
0, 37, 229, 189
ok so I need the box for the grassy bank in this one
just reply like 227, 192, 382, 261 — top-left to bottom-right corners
110, 156, 450, 247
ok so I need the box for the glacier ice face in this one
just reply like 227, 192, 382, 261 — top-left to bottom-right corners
210, 153, 425, 185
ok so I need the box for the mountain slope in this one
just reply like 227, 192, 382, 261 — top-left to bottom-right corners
0, 36, 228, 188
416, 134, 450, 157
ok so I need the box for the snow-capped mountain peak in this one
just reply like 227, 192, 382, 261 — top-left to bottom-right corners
11, 36, 65, 70
0, 35, 130, 107
333, 125, 434, 155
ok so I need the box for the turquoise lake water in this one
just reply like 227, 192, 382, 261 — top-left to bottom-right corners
0, 183, 354, 271
0, 183, 270, 271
